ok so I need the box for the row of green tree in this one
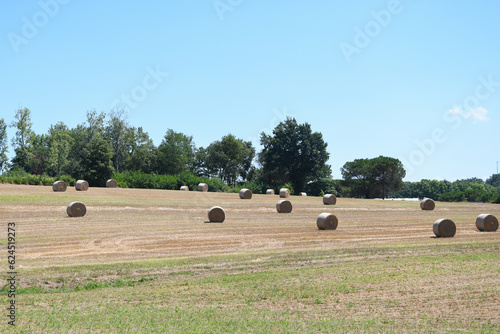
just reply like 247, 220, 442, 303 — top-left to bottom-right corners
1, 107, 498, 202
0, 108, 332, 193
393, 177, 500, 203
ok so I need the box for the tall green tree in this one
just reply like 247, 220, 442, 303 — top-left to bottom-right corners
46, 122, 73, 176
204, 134, 255, 186
10, 107, 34, 172
157, 129, 195, 175
66, 110, 114, 186
486, 174, 500, 188
106, 109, 133, 173
28, 133, 49, 175
341, 156, 406, 198
0, 118, 8, 173
259, 117, 331, 193
125, 127, 157, 173
80, 132, 114, 186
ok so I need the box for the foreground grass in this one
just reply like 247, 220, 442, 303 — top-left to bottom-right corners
5, 243, 500, 333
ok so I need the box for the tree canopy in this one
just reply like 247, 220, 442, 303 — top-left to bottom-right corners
341, 156, 406, 198
157, 129, 196, 175
259, 117, 331, 193
201, 134, 255, 187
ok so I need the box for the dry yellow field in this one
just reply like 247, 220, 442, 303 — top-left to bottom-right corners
1, 183, 499, 333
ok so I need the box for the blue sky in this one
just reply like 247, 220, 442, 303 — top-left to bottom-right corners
1, 0, 499, 181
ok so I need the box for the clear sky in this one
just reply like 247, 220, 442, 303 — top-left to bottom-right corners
1, 0, 499, 181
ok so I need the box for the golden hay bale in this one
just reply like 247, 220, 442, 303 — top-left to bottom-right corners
67, 202, 86, 217
198, 183, 208, 192
316, 213, 338, 230
300, 192, 307, 196
52, 180, 67, 192
433, 219, 456, 237
476, 214, 498, 232
420, 198, 435, 210
180, 186, 189, 191
208, 206, 225, 223
106, 179, 117, 188
279, 188, 290, 198
75, 180, 89, 191
323, 194, 336, 205
276, 200, 292, 213
239, 188, 252, 199
266, 189, 275, 195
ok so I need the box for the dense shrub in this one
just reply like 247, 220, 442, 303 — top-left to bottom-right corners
232, 180, 267, 195
438, 191, 466, 202
0, 170, 77, 187
492, 195, 500, 204
113, 171, 230, 192
304, 178, 342, 197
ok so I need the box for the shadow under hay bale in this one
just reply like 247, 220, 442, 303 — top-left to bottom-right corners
266, 189, 275, 195
317, 213, 338, 230
106, 179, 117, 188
75, 180, 89, 191
276, 200, 292, 213
52, 180, 67, 192
476, 214, 498, 232
239, 188, 252, 199
67, 202, 86, 217
433, 219, 456, 237
180, 186, 189, 191
279, 188, 290, 198
207, 206, 225, 223
420, 198, 435, 210
323, 194, 336, 205
198, 183, 208, 192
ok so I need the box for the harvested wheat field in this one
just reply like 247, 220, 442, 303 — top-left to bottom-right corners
1, 183, 499, 333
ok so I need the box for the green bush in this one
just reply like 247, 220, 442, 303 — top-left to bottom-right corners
438, 191, 466, 202
58, 175, 76, 186
0, 170, 60, 186
234, 180, 267, 195
304, 178, 341, 197
113, 171, 230, 192
492, 195, 500, 204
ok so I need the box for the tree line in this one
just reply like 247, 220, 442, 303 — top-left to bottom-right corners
0, 108, 332, 194
1, 107, 498, 203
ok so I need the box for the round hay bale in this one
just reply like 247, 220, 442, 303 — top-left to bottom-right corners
198, 183, 208, 192
180, 186, 189, 191
476, 214, 498, 232
323, 194, 336, 205
300, 192, 307, 196
106, 179, 117, 188
279, 188, 290, 198
433, 219, 456, 237
316, 213, 338, 230
208, 206, 225, 223
420, 198, 435, 210
239, 188, 252, 199
276, 200, 292, 213
266, 189, 275, 195
75, 180, 89, 191
52, 180, 67, 192
67, 202, 86, 217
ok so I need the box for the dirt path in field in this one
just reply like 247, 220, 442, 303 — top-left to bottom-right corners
1, 183, 498, 268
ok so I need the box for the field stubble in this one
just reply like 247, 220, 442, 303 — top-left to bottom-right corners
0, 184, 499, 333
